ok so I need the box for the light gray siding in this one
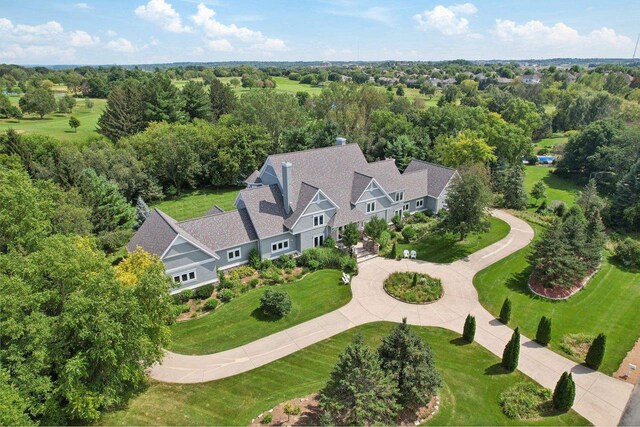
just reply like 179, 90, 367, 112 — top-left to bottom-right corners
214, 241, 259, 269
259, 232, 296, 259
291, 207, 337, 235
170, 260, 218, 294
426, 196, 438, 212
356, 186, 392, 221
260, 163, 280, 186
298, 226, 328, 251
163, 250, 215, 271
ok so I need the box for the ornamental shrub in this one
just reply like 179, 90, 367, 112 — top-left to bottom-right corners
615, 238, 640, 269
248, 248, 261, 269
274, 254, 296, 269
390, 243, 398, 259
323, 236, 336, 248
203, 298, 219, 311
585, 333, 606, 370
193, 284, 214, 300
500, 381, 551, 419
552, 372, 575, 411
499, 297, 511, 324
502, 327, 520, 372
392, 214, 403, 230
217, 288, 234, 303
463, 314, 476, 343
378, 231, 390, 250
260, 289, 292, 317
535, 316, 552, 346
402, 226, 416, 241
260, 413, 272, 424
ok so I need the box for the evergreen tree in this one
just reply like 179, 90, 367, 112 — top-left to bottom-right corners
501, 166, 528, 210
577, 179, 605, 217
499, 297, 511, 324
582, 210, 605, 270
501, 327, 520, 372
209, 78, 237, 120
341, 223, 360, 252
80, 169, 135, 236
553, 372, 576, 411
143, 73, 187, 123
535, 316, 552, 346
585, 333, 606, 370
378, 318, 442, 407
135, 196, 151, 229
531, 181, 547, 204
320, 335, 400, 425
463, 314, 476, 343
390, 242, 398, 259
181, 80, 210, 121
97, 80, 147, 141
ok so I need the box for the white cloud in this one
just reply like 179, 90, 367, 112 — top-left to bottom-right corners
135, 0, 191, 33
207, 39, 233, 51
414, 3, 477, 35
105, 29, 117, 37
106, 37, 136, 52
191, 3, 287, 51
327, 5, 393, 26
69, 30, 100, 47
75, 2, 90, 9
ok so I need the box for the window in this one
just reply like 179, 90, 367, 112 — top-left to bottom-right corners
403, 203, 410, 212
394, 209, 403, 218
366, 201, 376, 213
173, 270, 197, 283
227, 248, 241, 261
416, 199, 424, 208
395, 191, 404, 202
271, 239, 290, 253
313, 214, 325, 227
313, 234, 324, 247
312, 192, 327, 203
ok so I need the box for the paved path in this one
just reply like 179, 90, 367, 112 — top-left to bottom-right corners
150, 210, 633, 426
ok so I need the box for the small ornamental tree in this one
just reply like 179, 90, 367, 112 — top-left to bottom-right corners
531, 181, 547, 205
412, 273, 418, 287
402, 226, 416, 242
501, 327, 520, 372
341, 223, 360, 252
260, 289, 292, 318
553, 372, 576, 411
463, 314, 476, 343
68, 116, 80, 132
585, 333, 606, 370
499, 297, 512, 324
364, 215, 389, 241
535, 316, 552, 346
283, 403, 301, 422
390, 242, 398, 259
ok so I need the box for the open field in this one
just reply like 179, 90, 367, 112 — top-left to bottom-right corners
102, 323, 587, 426
0, 95, 106, 143
151, 187, 241, 220
397, 216, 510, 263
534, 134, 569, 153
169, 270, 350, 355
523, 166, 582, 211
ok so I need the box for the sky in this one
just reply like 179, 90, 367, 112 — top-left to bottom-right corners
0, 0, 638, 65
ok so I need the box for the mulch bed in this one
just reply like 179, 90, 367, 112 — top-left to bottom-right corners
249, 393, 440, 426
528, 268, 599, 300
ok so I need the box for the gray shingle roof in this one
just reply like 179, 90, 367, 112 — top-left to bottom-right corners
404, 160, 458, 197
351, 172, 373, 204
207, 205, 224, 215
178, 208, 258, 252
126, 209, 177, 256
238, 185, 289, 239
244, 170, 261, 185
283, 182, 320, 229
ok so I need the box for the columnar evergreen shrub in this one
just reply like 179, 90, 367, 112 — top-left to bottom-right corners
499, 297, 511, 324
502, 327, 520, 372
247, 248, 261, 269
535, 316, 552, 346
390, 243, 398, 259
552, 372, 575, 411
585, 333, 606, 370
412, 273, 418, 287
463, 314, 476, 343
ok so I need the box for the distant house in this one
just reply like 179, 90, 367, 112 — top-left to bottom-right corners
522, 73, 542, 84
128, 140, 457, 293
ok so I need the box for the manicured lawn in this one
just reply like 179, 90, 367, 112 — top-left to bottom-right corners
523, 166, 582, 212
102, 323, 588, 426
151, 187, 241, 221
169, 270, 350, 355
534, 135, 568, 152
474, 223, 640, 374
397, 217, 510, 263
217, 76, 326, 96
0, 96, 106, 143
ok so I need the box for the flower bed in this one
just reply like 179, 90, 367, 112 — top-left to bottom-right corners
384, 271, 443, 304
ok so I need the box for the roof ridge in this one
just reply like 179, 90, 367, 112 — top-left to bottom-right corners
267, 142, 360, 159
407, 159, 457, 172
153, 208, 181, 234
177, 208, 244, 225
239, 183, 279, 193
353, 170, 373, 179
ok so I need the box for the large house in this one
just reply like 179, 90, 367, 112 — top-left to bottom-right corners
127, 139, 458, 293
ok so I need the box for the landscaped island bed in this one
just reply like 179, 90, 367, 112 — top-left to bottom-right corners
101, 323, 588, 426
384, 271, 443, 304
168, 269, 350, 355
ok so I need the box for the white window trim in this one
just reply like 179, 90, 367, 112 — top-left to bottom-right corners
394, 209, 403, 217
271, 239, 290, 254
313, 234, 324, 248
395, 192, 404, 202
313, 213, 325, 227
366, 201, 376, 213
227, 248, 242, 261
403, 203, 410, 211
416, 199, 424, 208
172, 270, 197, 284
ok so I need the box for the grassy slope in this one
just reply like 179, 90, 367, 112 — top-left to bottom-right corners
102, 323, 587, 426
534, 135, 568, 152
169, 270, 350, 355
523, 166, 582, 212
150, 187, 242, 221
0, 96, 106, 143
398, 217, 511, 263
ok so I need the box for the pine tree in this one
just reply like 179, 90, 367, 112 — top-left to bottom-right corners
463, 314, 476, 343
97, 80, 147, 141
531, 181, 547, 205
320, 335, 399, 425
209, 78, 237, 121
582, 210, 605, 270
535, 316, 552, 346
501, 166, 528, 210
577, 179, 605, 217
501, 327, 520, 372
585, 333, 606, 370
80, 169, 135, 235
499, 297, 511, 324
553, 372, 576, 411
378, 318, 442, 407
143, 73, 187, 124
181, 81, 211, 121
135, 196, 151, 229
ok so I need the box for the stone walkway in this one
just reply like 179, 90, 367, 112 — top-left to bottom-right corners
149, 210, 633, 426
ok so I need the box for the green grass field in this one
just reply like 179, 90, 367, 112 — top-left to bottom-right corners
169, 270, 350, 355
102, 323, 587, 426
0, 96, 106, 143
523, 166, 582, 212
534, 135, 568, 153
398, 217, 510, 263
151, 187, 241, 221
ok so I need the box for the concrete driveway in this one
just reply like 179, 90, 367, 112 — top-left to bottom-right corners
149, 210, 633, 426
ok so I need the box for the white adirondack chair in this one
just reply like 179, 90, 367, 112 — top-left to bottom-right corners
403, 249, 410, 258
410, 250, 417, 259
341, 272, 351, 285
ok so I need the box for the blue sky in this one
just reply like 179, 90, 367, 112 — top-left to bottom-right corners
0, 0, 638, 65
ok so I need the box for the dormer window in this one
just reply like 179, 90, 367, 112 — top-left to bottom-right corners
312, 193, 327, 203
366, 201, 376, 213
313, 214, 325, 227
395, 192, 404, 202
